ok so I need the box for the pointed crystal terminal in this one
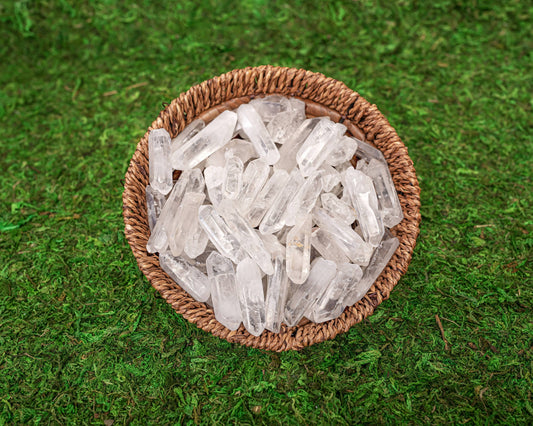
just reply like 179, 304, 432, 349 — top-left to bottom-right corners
159, 253, 210, 302
148, 128, 173, 195
171, 119, 205, 155
206, 138, 257, 168
358, 159, 404, 228
237, 104, 280, 165
245, 169, 290, 227
204, 166, 224, 207
146, 185, 166, 231
343, 236, 399, 307
284, 258, 337, 327
343, 167, 384, 246
267, 109, 305, 145
276, 118, 322, 171
265, 256, 289, 333
320, 192, 356, 225
235, 258, 266, 336
198, 205, 245, 263
312, 208, 374, 266
260, 233, 285, 259
168, 192, 206, 256
311, 228, 350, 264
309, 263, 363, 323
222, 155, 244, 200
355, 139, 385, 162
184, 227, 209, 259
286, 214, 312, 284
259, 169, 304, 234
296, 120, 346, 176
250, 95, 291, 123
284, 170, 323, 226
320, 164, 341, 192
236, 158, 269, 214
171, 110, 237, 170
206, 252, 242, 330
326, 136, 358, 167
217, 200, 274, 275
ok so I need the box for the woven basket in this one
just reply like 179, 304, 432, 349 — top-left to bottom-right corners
122, 65, 421, 351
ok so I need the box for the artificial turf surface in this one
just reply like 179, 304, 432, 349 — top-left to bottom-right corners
0, 0, 531, 424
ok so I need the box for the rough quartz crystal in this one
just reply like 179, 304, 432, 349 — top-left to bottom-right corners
286, 214, 312, 284
222, 155, 244, 200
235, 258, 266, 336
284, 170, 323, 227
168, 192, 205, 256
276, 118, 321, 171
236, 159, 270, 214
320, 164, 342, 192
184, 227, 209, 259
171, 110, 237, 170
160, 253, 210, 302
206, 251, 242, 330
264, 256, 289, 333
206, 138, 256, 168
267, 109, 305, 145
326, 136, 358, 167
245, 169, 289, 227
171, 119, 205, 155
204, 166, 224, 207
320, 192, 356, 225
146, 185, 166, 231
311, 228, 350, 264
355, 139, 385, 162
250, 95, 291, 123
149, 128, 173, 195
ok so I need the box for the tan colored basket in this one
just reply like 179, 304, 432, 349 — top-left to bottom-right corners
122, 66, 421, 351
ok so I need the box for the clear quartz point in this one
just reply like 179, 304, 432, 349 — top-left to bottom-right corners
206, 252, 242, 330
148, 128, 173, 195
284, 258, 337, 327
355, 139, 385, 162
265, 256, 289, 333
146, 185, 167, 231
259, 169, 304, 234
206, 138, 257, 168
286, 214, 312, 284
250, 95, 291, 123
236, 104, 280, 165
276, 118, 322, 171
245, 169, 289, 227
168, 192, 205, 256
320, 164, 342, 192
236, 159, 270, 214
184, 227, 209, 259
343, 235, 399, 307
310, 227, 350, 264
267, 109, 305, 145
204, 166, 224, 207
222, 155, 244, 200
235, 258, 266, 336
320, 192, 356, 225
343, 167, 384, 246
326, 136, 358, 166
171, 119, 205, 155
159, 253, 210, 302
171, 110, 237, 170
284, 170, 323, 226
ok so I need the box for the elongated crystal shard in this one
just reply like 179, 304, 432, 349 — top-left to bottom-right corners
343, 167, 384, 246
276, 118, 322, 171
259, 169, 304, 234
296, 120, 346, 176
159, 253, 210, 302
260, 233, 285, 259
284, 258, 337, 327
311, 228, 350, 264
308, 263, 363, 323
206, 252, 242, 330
198, 205, 245, 263
237, 104, 280, 165
168, 192, 205, 256
204, 166, 224, 207
206, 138, 257, 168
320, 164, 341, 192
146, 185, 166, 231
149, 128, 173, 195
222, 155, 244, 200
320, 192, 356, 225
217, 200, 274, 275
171, 110, 237, 170
170, 119, 205, 155
250, 95, 290, 123
358, 159, 404, 228
312, 208, 374, 265
236, 159, 270, 214
343, 235, 399, 307
245, 169, 289, 228
235, 258, 266, 336
267, 109, 305, 144
284, 170, 323, 226
265, 256, 289, 333
184, 227, 209, 259
326, 136, 358, 166
286, 214, 312, 284
355, 139, 385, 162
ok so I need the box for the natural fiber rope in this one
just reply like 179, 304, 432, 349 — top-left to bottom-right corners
122, 66, 421, 351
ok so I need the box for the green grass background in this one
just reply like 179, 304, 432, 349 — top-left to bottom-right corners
1, 0, 531, 424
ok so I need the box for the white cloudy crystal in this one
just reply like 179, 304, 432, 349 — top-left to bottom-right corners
250, 95, 291, 123
284, 258, 337, 327
222, 155, 244, 200
204, 166, 224, 207
286, 214, 312, 284
320, 192, 356, 225
320, 164, 342, 192
171, 119, 205, 155
343, 235, 400, 307
358, 159, 404, 228
206, 252, 242, 330
260, 233, 285, 259
235, 258, 266, 336
312, 208, 374, 266
265, 256, 289, 333
245, 169, 289, 227
326, 136, 358, 167
237, 104, 280, 165
276, 118, 322, 171
149, 128, 173, 195
343, 167, 384, 246
236, 159, 270, 214
310, 228, 350, 265
146, 185, 166, 231
267, 109, 305, 145
159, 253, 210, 302
168, 192, 205, 256
206, 138, 257, 168
171, 110, 237, 170
184, 228, 209, 259
284, 170, 323, 227
308, 263, 363, 323
198, 205, 245, 264
296, 120, 346, 176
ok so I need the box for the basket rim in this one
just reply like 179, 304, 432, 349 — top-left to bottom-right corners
122, 65, 421, 351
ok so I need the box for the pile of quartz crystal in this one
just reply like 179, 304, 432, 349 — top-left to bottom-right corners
145, 95, 403, 336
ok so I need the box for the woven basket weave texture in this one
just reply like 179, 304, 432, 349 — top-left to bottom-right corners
122, 65, 421, 351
